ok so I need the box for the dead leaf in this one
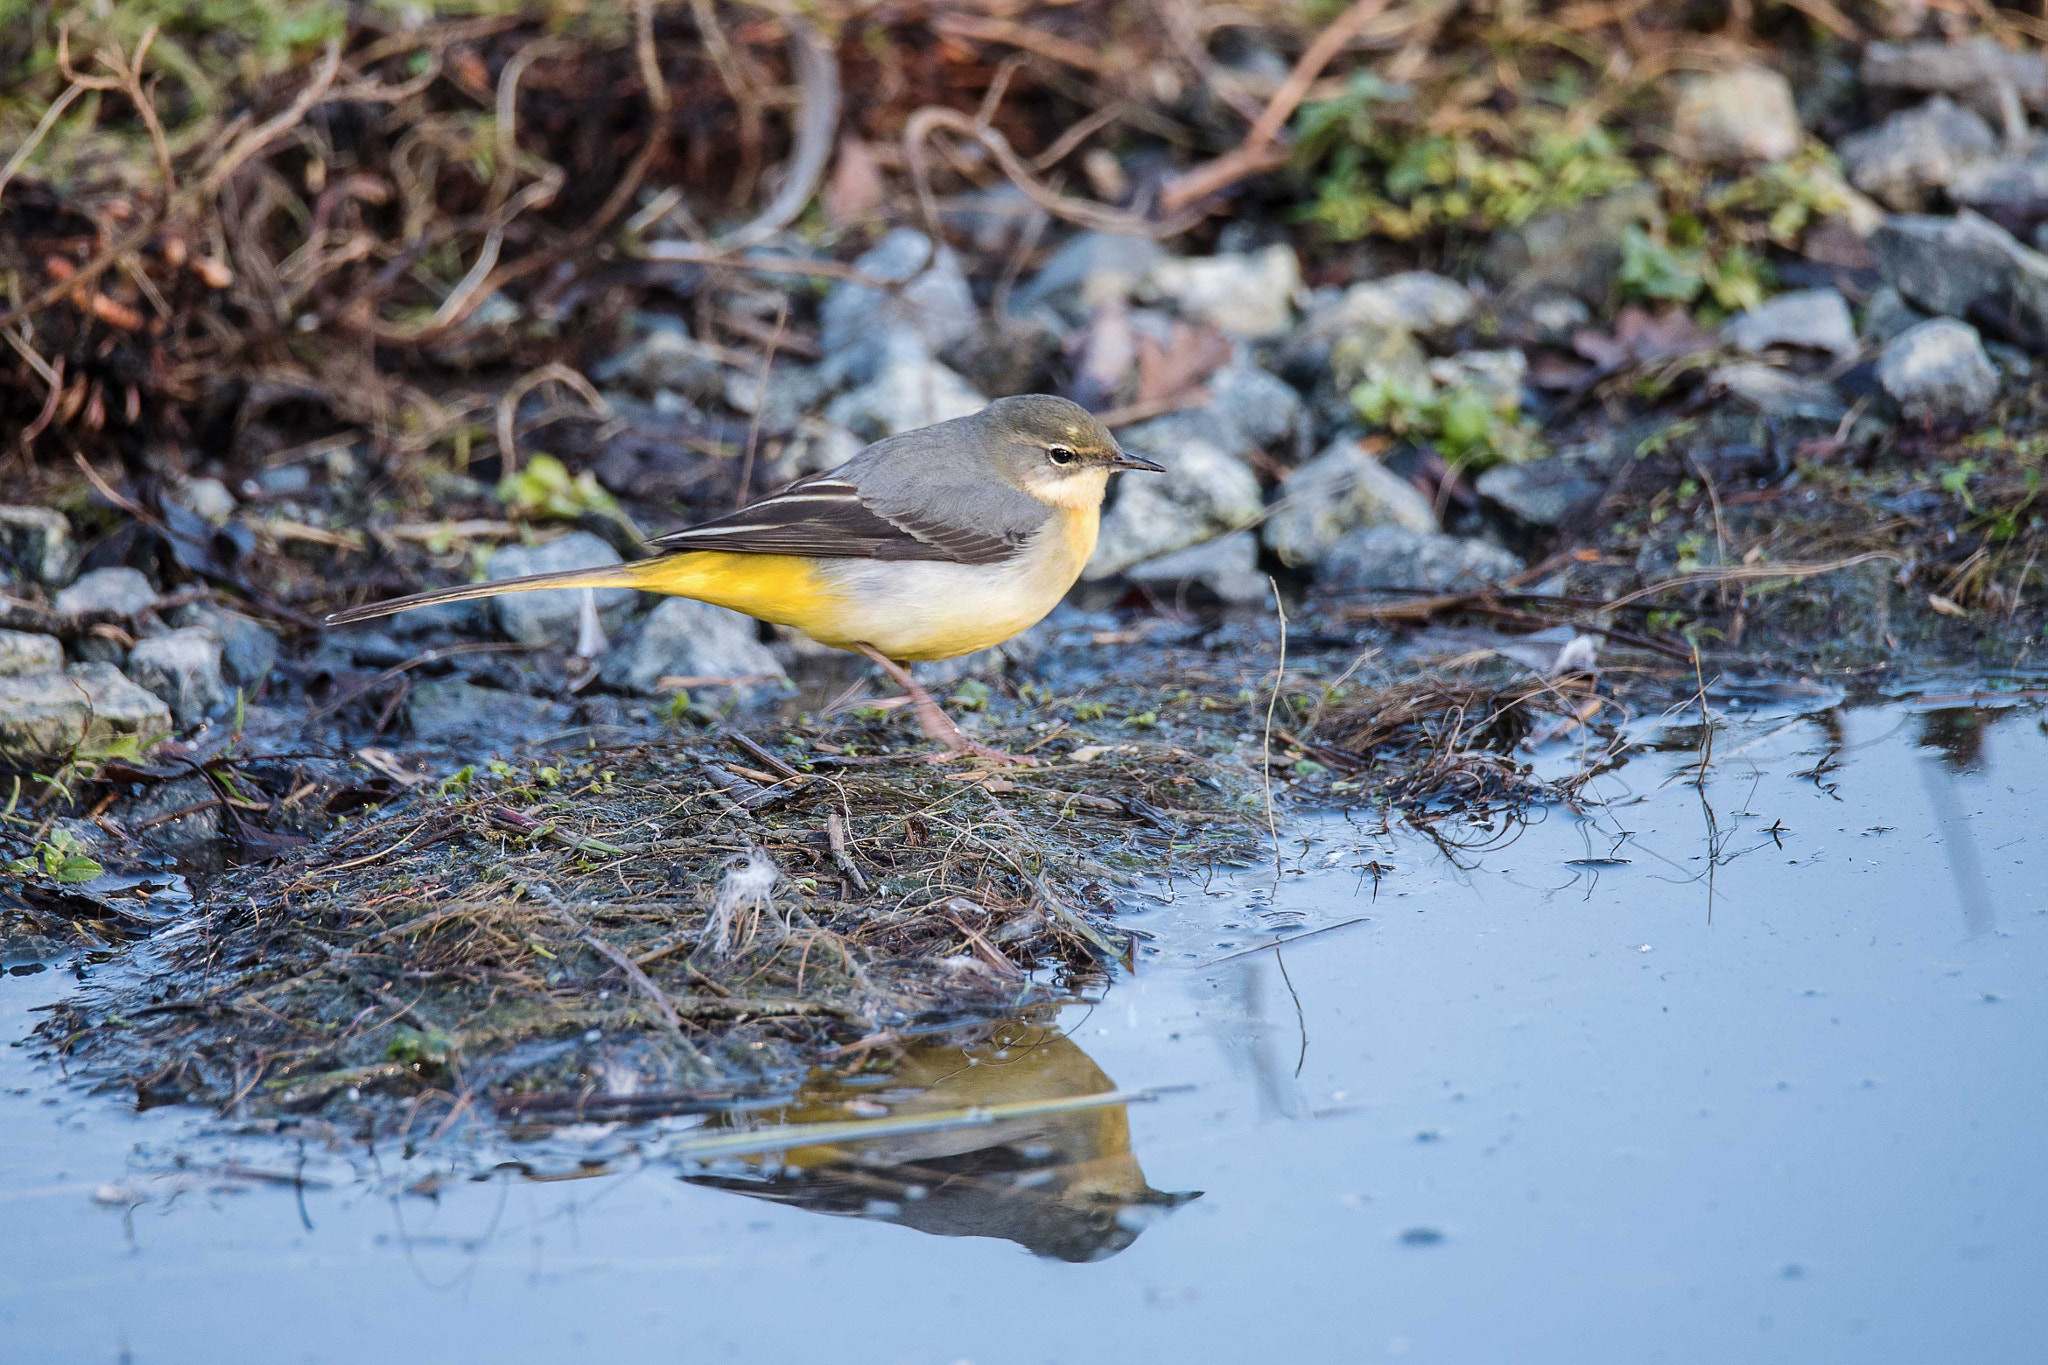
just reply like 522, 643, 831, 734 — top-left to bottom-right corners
824, 137, 885, 227
1135, 320, 1232, 406
1927, 593, 1967, 617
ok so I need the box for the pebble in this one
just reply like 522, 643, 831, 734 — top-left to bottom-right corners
1476, 458, 1607, 529
53, 567, 158, 619
593, 324, 731, 401
1143, 244, 1300, 338
127, 627, 230, 728
1481, 184, 1661, 305
170, 602, 280, 689
404, 679, 572, 746
0, 506, 76, 586
1125, 531, 1269, 606
1720, 288, 1859, 360
171, 477, 238, 525
1871, 210, 2048, 346
1835, 96, 1996, 212
1862, 36, 2048, 122
0, 629, 63, 677
818, 228, 979, 360
1261, 437, 1440, 570
1879, 317, 1999, 421
1313, 525, 1524, 596
1860, 284, 1928, 345
600, 597, 789, 696
822, 332, 987, 439
486, 532, 638, 646
0, 662, 172, 766
1010, 232, 1165, 323
1671, 66, 1804, 164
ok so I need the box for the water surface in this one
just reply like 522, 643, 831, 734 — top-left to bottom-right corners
3, 684, 2044, 1363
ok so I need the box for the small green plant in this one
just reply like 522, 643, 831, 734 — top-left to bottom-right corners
948, 679, 991, 712
496, 453, 624, 523
5, 827, 104, 884
1351, 375, 1536, 468
1617, 224, 1770, 313
1070, 701, 1110, 721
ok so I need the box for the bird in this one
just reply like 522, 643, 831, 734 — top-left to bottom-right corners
325, 394, 1164, 763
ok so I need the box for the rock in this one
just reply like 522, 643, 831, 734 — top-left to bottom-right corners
600, 597, 789, 696
1835, 97, 1997, 211
1010, 232, 1165, 323
1428, 349, 1529, 411
819, 228, 979, 360
1476, 458, 1606, 529
1879, 318, 1999, 420
1142, 244, 1300, 338
0, 506, 76, 586
1325, 322, 1432, 396
1125, 531, 1268, 605
1194, 357, 1308, 458
1862, 37, 2048, 121
594, 324, 730, 401
404, 679, 572, 746
1861, 284, 1929, 345
1314, 525, 1523, 596
126, 627, 229, 728
1710, 364, 1850, 422
720, 359, 830, 429
1720, 288, 1859, 359
1482, 185, 1661, 305
123, 774, 222, 862
1085, 430, 1263, 577
486, 533, 638, 646
1947, 146, 2048, 218
0, 662, 171, 766
1672, 66, 1803, 164
53, 567, 157, 619
170, 477, 237, 525
170, 603, 279, 689
1261, 437, 1439, 570
1870, 210, 2048, 344
0, 630, 62, 677
823, 334, 988, 439
1299, 271, 1474, 349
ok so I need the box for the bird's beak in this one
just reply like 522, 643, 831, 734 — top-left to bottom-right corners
1106, 447, 1165, 473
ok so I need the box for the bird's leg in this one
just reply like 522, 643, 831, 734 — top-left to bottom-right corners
852, 643, 1032, 766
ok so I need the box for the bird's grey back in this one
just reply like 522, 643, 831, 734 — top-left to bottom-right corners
840, 411, 1051, 544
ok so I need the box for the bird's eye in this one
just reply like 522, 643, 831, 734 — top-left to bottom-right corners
1047, 445, 1076, 466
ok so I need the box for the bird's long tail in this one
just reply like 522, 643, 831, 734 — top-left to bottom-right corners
324, 561, 653, 626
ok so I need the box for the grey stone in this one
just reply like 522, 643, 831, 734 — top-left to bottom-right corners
600, 597, 789, 696
1326, 322, 1432, 396
1861, 284, 1928, 345
822, 333, 987, 439
123, 774, 222, 862
1126, 531, 1268, 605
1721, 288, 1859, 359
1871, 210, 2048, 343
1710, 364, 1851, 422
382, 598, 487, 638
1672, 66, 1804, 164
1477, 459, 1606, 528
404, 679, 571, 746
127, 627, 229, 728
1495, 286, 1593, 345
487, 532, 638, 646
1011, 232, 1165, 323
1314, 525, 1524, 596
1947, 145, 2048, 216
1192, 357, 1307, 458
0, 630, 62, 676
1835, 96, 1996, 211
1862, 37, 2048, 121
1428, 349, 1529, 411
1261, 437, 1440, 570
0, 506, 75, 586
594, 325, 730, 401
170, 603, 279, 689
1299, 272, 1474, 352
720, 359, 830, 430
53, 567, 157, 619
0, 662, 171, 765
1086, 431, 1263, 578
171, 477, 237, 525
1482, 184, 1661, 305
1879, 318, 1999, 420
1142, 244, 1300, 338
819, 228, 979, 360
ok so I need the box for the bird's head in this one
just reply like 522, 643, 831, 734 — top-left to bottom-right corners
977, 394, 1163, 511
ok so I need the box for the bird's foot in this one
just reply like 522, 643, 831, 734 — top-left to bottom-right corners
855, 643, 1035, 767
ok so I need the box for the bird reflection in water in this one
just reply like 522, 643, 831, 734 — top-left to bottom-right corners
683, 1017, 1199, 1262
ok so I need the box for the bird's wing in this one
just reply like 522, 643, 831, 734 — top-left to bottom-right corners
644, 473, 1028, 565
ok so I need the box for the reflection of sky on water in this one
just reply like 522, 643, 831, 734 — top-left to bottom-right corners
2, 692, 2045, 1363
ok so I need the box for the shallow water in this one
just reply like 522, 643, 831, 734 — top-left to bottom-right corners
4, 682, 2045, 1363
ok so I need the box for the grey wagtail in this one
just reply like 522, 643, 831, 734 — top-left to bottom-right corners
325, 394, 1163, 763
